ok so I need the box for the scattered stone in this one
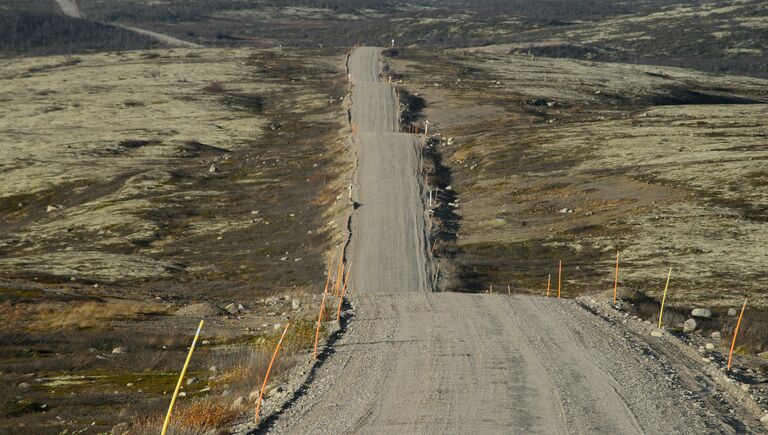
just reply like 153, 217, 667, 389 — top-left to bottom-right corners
186, 377, 199, 386
711, 331, 722, 340
18, 382, 30, 389
175, 302, 227, 318
291, 299, 301, 310
46, 205, 59, 213
201, 340, 210, 345
728, 308, 738, 316
237, 303, 245, 311
558, 208, 574, 214
112, 423, 130, 435
209, 366, 218, 372
651, 331, 663, 337
209, 164, 218, 173
705, 343, 715, 350
224, 303, 239, 315
274, 323, 282, 330
221, 389, 231, 397
178, 391, 186, 397
760, 414, 768, 426
683, 318, 698, 333
112, 347, 128, 354
231, 396, 245, 409
691, 308, 712, 319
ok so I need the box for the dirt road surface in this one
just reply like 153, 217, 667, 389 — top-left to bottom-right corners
347, 47, 432, 294
254, 47, 760, 434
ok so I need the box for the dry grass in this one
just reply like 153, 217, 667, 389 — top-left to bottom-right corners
0, 299, 167, 331
129, 397, 245, 435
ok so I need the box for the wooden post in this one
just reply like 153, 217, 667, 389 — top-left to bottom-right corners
161, 320, 204, 435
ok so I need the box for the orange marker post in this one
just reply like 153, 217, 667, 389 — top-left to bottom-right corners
334, 249, 344, 297
254, 322, 291, 423
313, 256, 334, 359
557, 260, 562, 299
727, 298, 748, 371
546, 274, 551, 298
613, 251, 620, 305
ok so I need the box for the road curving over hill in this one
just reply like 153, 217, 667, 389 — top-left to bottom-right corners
254, 47, 761, 434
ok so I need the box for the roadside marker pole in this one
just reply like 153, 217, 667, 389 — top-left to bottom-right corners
255, 322, 291, 423
657, 267, 672, 329
334, 247, 345, 297
557, 260, 562, 299
613, 251, 620, 305
161, 320, 204, 435
337, 263, 352, 321
546, 274, 551, 298
727, 298, 748, 371
508, 284, 511, 295
313, 256, 334, 359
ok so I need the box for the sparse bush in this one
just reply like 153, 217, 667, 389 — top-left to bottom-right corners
201, 81, 225, 93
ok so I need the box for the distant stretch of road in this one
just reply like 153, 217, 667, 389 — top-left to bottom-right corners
53, 0, 202, 48
258, 47, 759, 434
346, 47, 432, 294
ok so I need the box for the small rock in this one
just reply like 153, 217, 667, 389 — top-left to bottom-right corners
728, 308, 738, 316
760, 414, 768, 426
224, 303, 239, 315
201, 340, 210, 345
221, 389, 231, 397
209, 164, 218, 173
18, 382, 30, 389
231, 396, 245, 409
178, 391, 186, 397
209, 366, 218, 372
112, 347, 128, 354
291, 299, 301, 310
651, 331, 663, 337
46, 205, 59, 213
683, 318, 698, 333
274, 323, 282, 330
705, 343, 715, 350
237, 304, 245, 311
711, 332, 722, 340
691, 308, 712, 319
186, 377, 199, 386
112, 422, 130, 435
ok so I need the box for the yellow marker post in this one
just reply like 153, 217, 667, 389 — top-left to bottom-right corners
727, 298, 748, 371
161, 320, 204, 435
613, 251, 620, 305
657, 267, 672, 329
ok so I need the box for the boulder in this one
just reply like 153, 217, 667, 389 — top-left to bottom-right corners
691, 308, 712, 319
683, 318, 698, 333
291, 299, 301, 310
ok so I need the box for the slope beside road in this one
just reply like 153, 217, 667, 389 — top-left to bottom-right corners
252, 47, 762, 434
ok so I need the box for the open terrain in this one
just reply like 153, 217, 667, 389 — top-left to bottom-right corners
0, 46, 353, 433
1, 0, 767, 434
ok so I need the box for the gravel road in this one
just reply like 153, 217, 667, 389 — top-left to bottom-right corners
53, 0, 203, 48
255, 47, 761, 434
347, 47, 432, 294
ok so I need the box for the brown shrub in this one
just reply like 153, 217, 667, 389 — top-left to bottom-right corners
201, 81, 225, 93
0, 299, 167, 331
